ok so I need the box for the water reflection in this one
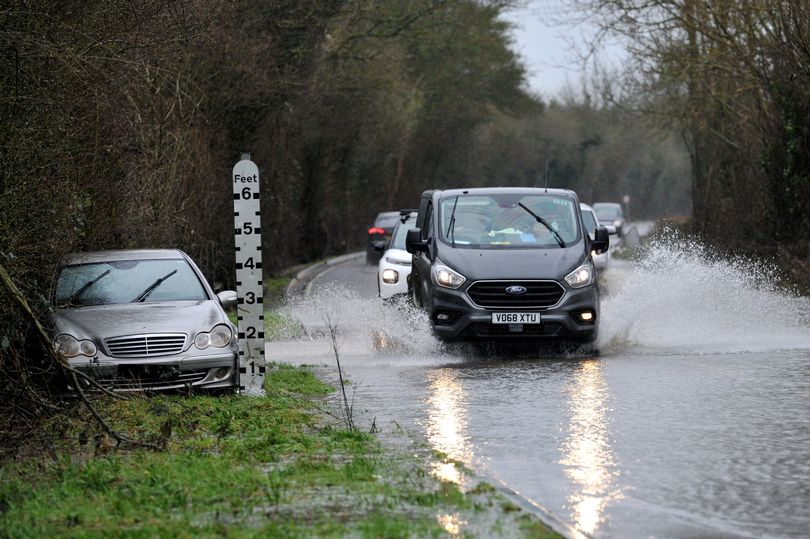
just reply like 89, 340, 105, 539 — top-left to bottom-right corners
425, 368, 473, 487
560, 359, 623, 536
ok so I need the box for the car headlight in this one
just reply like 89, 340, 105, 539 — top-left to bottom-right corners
614, 220, 622, 227
565, 262, 594, 288
195, 324, 233, 349
54, 334, 97, 358
382, 268, 399, 284
385, 255, 411, 266
431, 261, 466, 289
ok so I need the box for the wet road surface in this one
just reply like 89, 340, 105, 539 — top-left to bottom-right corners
272, 238, 810, 538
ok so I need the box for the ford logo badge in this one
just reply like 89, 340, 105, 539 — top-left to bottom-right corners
505, 285, 527, 295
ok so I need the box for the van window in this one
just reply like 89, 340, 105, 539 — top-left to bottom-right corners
423, 202, 433, 241
439, 194, 580, 249
581, 209, 597, 239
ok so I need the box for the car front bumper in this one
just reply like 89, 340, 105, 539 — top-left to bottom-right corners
428, 282, 599, 341
68, 349, 238, 392
378, 262, 412, 299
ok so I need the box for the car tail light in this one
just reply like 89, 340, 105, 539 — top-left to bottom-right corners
368, 227, 385, 235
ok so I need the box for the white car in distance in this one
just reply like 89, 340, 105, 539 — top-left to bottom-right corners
580, 203, 616, 273
377, 211, 417, 299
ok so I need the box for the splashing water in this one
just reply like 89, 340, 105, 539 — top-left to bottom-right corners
598, 234, 810, 355
283, 286, 441, 357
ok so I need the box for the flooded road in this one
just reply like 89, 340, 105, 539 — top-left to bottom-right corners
271, 238, 810, 538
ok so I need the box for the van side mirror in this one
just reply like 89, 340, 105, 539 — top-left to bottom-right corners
406, 228, 428, 254
591, 226, 609, 254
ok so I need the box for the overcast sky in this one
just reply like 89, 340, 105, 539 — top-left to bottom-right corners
501, 1, 627, 99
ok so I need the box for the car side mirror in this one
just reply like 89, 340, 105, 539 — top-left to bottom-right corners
406, 228, 428, 254
371, 240, 386, 252
217, 290, 237, 309
591, 226, 609, 254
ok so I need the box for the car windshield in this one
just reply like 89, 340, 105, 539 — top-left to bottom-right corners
390, 218, 417, 250
55, 258, 207, 306
439, 193, 580, 249
581, 209, 597, 240
374, 213, 400, 229
594, 204, 623, 219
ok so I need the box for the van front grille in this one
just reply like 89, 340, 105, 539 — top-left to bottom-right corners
466, 280, 564, 309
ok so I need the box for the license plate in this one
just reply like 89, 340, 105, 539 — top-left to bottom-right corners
491, 312, 541, 324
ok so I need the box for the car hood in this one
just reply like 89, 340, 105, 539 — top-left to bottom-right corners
52, 300, 227, 342
437, 243, 586, 281
382, 248, 412, 264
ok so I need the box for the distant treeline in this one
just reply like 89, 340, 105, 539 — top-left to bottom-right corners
0, 1, 689, 301
581, 0, 810, 265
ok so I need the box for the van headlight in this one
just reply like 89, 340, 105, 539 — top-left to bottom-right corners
565, 262, 594, 288
195, 324, 233, 349
54, 334, 97, 358
431, 261, 466, 289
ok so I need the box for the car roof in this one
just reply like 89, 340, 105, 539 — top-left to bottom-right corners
436, 187, 577, 199
592, 202, 622, 208
60, 249, 188, 266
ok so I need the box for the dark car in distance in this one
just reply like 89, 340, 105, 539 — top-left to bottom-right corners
406, 188, 609, 343
366, 211, 401, 265
593, 202, 626, 237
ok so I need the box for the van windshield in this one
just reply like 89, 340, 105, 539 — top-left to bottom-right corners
439, 194, 580, 249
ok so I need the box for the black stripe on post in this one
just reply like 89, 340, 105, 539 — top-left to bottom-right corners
252, 192, 260, 199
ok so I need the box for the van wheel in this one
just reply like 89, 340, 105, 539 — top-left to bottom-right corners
411, 282, 422, 309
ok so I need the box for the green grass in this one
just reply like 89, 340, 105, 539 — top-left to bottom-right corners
0, 364, 559, 538
264, 276, 291, 308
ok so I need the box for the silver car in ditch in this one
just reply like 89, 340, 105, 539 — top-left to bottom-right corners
49, 249, 238, 391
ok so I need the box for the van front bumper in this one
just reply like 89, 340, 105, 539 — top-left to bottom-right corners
429, 282, 599, 342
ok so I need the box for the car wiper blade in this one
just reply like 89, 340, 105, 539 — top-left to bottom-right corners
446, 195, 460, 247
518, 202, 566, 248
64, 269, 111, 306
132, 269, 177, 303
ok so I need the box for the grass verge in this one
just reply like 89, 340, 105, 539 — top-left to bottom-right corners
0, 364, 559, 538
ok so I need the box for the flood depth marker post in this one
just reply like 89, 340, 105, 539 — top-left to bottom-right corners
233, 153, 265, 395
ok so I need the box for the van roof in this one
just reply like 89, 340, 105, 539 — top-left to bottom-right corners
435, 187, 576, 199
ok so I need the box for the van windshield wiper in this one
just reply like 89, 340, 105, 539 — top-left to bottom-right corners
446, 195, 460, 247
132, 269, 177, 302
518, 202, 566, 248
63, 269, 111, 306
